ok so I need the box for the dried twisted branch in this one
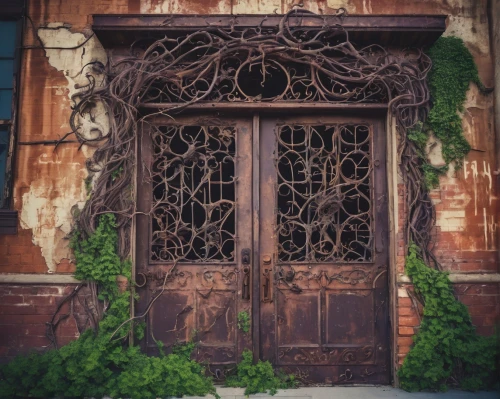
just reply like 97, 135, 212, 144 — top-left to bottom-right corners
69, 8, 436, 269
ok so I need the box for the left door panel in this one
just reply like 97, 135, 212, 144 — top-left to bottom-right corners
136, 115, 253, 379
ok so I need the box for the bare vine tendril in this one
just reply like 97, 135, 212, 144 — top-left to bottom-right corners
70, 8, 437, 268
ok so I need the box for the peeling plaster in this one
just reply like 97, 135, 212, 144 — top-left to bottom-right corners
141, 0, 231, 14
19, 25, 110, 272
444, 15, 490, 56
20, 168, 87, 272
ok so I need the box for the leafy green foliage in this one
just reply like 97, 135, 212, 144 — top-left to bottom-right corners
407, 122, 447, 189
0, 214, 218, 399
237, 311, 251, 333
225, 350, 296, 396
70, 213, 131, 300
398, 245, 498, 392
407, 37, 483, 189
427, 36, 483, 167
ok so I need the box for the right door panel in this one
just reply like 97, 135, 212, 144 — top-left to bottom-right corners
259, 116, 390, 385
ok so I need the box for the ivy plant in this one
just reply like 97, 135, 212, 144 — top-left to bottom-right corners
426, 36, 484, 167
237, 311, 251, 333
70, 213, 131, 300
399, 36, 499, 392
225, 350, 296, 396
398, 245, 498, 391
0, 214, 219, 399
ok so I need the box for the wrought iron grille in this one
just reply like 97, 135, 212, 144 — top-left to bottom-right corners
141, 48, 390, 104
276, 124, 373, 262
150, 124, 236, 262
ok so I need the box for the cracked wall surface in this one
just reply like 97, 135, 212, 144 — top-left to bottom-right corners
0, 0, 497, 276
0, 0, 498, 374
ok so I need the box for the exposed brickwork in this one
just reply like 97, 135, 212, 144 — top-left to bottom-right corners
0, 285, 85, 363
396, 283, 500, 366
0, 0, 497, 383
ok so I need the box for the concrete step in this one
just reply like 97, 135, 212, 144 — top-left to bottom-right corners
186, 387, 500, 399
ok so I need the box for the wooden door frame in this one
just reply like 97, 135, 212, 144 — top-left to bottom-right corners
135, 106, 399, 384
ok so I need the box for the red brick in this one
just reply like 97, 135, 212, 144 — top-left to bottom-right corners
1, 324, 47, 336
458, 263, 486, 272
33, 305, 58, 315
471, 316, 497, 327
398, 307, 416, 316
398, 327, 414, 336
480, 285, 500, 295
475, 326, 495, 336
467, 305, 498, 316
18, 336, 50, 348
26, 295, 55, 306
398, 345, 411, 355
22, 315, 51, 324
0, 315, 25, 324
399, 316, 420, 327
459, 296, 493, 306
398, 298, 413, 307
16, 286, 61, 295
0, 295, 24, 305
0, 304, 36, 315
7, 246, 25, 255
20, 253, 34, 265
397, 337, 414, 346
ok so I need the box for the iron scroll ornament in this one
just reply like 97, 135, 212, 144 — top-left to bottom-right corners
71, 7, 436, 268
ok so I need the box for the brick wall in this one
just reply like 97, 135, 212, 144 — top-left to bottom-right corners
0, 0, 498, 381
396, 283, 500, 367
0, 285, 86, 362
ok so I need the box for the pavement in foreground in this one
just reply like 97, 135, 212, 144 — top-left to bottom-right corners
187, 387, 500, 399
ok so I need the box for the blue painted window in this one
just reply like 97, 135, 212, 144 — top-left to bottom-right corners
0, 20, 18, 206
0, 21, 17, 120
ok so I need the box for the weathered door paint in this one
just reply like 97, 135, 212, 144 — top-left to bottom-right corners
137, 114, 389, 384
258, 116, 390, 384
136, 115, 253, 380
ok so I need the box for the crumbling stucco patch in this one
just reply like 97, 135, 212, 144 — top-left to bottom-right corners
445, 15, 490, 56
141, 0, 231, 14
37, 25, 110, 152
19, 25, 110, 272
20, 160, 87, 272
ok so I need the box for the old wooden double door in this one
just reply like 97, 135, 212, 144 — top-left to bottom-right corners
136, 113, 390, 384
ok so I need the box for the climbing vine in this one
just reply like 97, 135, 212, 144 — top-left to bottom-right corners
398, 37, 498, 391
0, 7, 496, 395
0, 215, 219, 399
408, 36, 489, 188
398, 245, 497, 391
427, 37, 485, 166
71, 213, 131, 300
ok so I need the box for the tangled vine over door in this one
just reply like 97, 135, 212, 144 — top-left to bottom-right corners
70, 8, 436, 271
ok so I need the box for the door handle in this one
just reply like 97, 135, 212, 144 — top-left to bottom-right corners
262, 255, 272, 302
241, 249, 251, 300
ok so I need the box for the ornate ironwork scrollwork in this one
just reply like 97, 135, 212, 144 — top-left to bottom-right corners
150, 125, 236, 263
276, 124, 372, 262
276, 266, 372, 290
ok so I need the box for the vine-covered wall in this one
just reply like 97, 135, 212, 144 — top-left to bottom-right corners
0, 0, 497, 385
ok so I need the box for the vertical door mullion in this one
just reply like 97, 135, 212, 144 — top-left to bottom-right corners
251, 113, 260, 361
